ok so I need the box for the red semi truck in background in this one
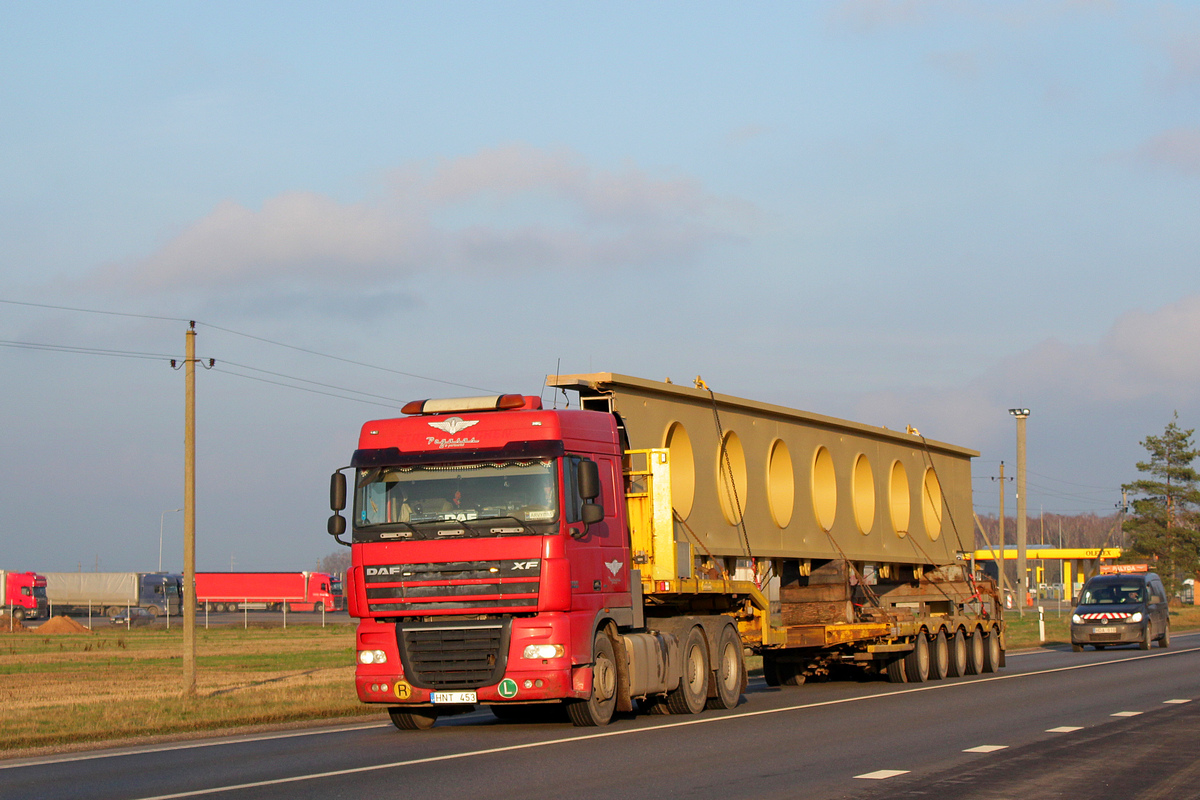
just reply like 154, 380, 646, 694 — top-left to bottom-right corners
1, 570, 48, 621
195, 572, 336, 612
328, 375, 1004, 731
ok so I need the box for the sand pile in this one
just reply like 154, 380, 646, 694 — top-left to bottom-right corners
36, 615, 93, 634
0, 614, 30, 633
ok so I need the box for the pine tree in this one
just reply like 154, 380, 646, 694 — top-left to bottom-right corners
1121, 412, 1200, 596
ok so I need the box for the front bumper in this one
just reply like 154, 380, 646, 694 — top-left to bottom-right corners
1071, 622, 1145, 646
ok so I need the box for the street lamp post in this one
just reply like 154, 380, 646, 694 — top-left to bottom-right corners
159, 508, 183, 572
1008, 408, 1030, 616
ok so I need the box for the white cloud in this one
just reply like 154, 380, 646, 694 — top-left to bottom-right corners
101, 145, 750, 293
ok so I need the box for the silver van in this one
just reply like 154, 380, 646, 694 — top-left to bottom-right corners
1070, 572, 1170, 651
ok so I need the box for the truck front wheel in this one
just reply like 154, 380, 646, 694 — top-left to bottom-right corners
567, 631, 617, 727
389, 707, 436, 731
147, 606, 161, 619
666, 626, 709, 714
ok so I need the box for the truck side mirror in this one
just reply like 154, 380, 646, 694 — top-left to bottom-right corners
328, 513, 350, 547
577, 459, 601, 500
582, 504, 604, 525
330, 472, 347, 511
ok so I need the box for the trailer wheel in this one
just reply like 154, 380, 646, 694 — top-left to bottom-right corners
886, 656, 906, 683
982, 627, 1002, 673
567, 631, 618, 727
946, 630, 967, 678
929, 630, 950, 680
965, 629, 985, 675
902, 633, 929, 683
388, 707, 436, 731
706, 625, 743, 710
666, 626, 709, 714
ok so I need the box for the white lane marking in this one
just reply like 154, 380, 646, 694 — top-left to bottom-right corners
34, 643, 1200, 798
855, 770, 910, 780
1111, 711, 1142, 717
1046, 726, 1083, 733
963, 745, 1007, 753
1164, 699, 1192, 704
0, 722, 392, 771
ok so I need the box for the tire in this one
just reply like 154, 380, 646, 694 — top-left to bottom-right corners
946, 630, 968, 678
1072, 644, 1084, 653
886, 656, 906, 683
903, 633, 930, 683
929, 631, 950, 681
147, 605, 161, 619
706, 625, 744, 710
388, 707, 436, 731
666, 626, 709, 714
982, 627, 1001, 673
965, 629, 985, 675
1159, 624, 1170, 649
567, 631, 618, 727
1140, 624, 1152, 651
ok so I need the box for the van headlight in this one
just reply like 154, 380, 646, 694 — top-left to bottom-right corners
1071, 614, 1083, 624
358, 649, 388, 664
1126, 612, 1143, 624
522, 644, 565, 659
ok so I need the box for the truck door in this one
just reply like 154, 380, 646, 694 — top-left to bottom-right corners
564, 455, 630, 609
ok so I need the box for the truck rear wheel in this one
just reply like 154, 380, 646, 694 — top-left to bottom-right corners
982, 627, 1001, 673
567, 631, 617, 727
902, 633, 929, 683
666, 626, 709, 714
929, 631, 949, 680
965, 629, 985, 675
389, 707, 436, 730
706, 625, 744, 710
946, 630, 968, 677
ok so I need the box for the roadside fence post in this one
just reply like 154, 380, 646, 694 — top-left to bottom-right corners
1038, 606, 1045, 643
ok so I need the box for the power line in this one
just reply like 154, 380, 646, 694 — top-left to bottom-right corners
0, 339, 176, 360
211, 366, 406, 410
0, 298, 188, 323
196, 322, 497, 394
216, 359, 407, 406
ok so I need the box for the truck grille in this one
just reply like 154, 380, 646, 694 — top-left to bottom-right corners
363, 560, 539, 615
396, 621, 510, 689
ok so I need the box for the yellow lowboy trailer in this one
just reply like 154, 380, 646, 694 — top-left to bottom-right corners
552, 373, 1005, 685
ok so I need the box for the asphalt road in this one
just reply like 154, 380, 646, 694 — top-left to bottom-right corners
5, 635, 1200, 800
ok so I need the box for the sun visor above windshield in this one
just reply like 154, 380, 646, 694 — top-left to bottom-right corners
351, 440, 565, 468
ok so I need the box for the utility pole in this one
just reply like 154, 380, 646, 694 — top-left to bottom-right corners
172, 322, 211, 697
183, 324, 197, 695
992, 462, 1011, 605
1009, 408, 1030, 616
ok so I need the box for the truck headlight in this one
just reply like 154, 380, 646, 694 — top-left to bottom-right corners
358, 649, 387, 664
1126, 612, 1143, 624
522, 644, 565, 659
1071, 614, 1082, 624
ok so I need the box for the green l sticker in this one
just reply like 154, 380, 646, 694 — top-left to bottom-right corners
497, 678, 519, 698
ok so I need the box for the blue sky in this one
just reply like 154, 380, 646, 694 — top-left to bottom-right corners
3, 1, 1199, 572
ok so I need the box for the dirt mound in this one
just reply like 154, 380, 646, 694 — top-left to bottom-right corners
36, 615, 93, 634
0, 614, 30, 633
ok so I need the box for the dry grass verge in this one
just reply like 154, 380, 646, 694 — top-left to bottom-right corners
0, 623, 375, 755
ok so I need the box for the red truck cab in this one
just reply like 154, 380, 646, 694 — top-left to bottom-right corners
2, 571, 49, 621
331, 394, 631, 727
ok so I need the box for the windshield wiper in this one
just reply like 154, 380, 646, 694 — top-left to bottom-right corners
457, 516, 537, 536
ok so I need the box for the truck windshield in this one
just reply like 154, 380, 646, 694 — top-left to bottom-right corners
355, 459, 558, 532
